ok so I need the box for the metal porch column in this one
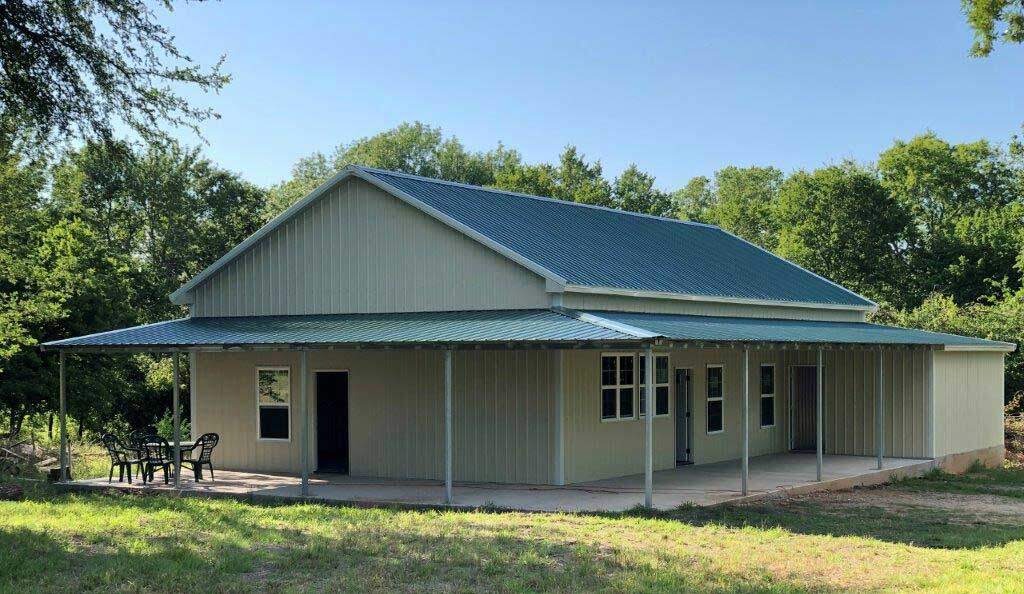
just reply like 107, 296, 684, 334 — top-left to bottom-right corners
877, 349, 884, 470
172, 353, 181, 489
300, 348, 309, 496
59, 351, 68, 481
742, 348, 750, 495
644, 344, 654, 508
444, 349, 453, 505
816, 348, 823, 482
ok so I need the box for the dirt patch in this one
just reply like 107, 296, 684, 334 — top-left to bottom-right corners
759, 486, 1024, 523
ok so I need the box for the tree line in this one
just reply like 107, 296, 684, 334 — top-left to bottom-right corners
2, 120, 1022, 437
1, 0, 1022, 438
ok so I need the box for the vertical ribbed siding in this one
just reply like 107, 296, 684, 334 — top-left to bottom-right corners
190, 178, 549, 316
932, 351, 1005, 457
194, 348, 558, 484
561, 345, 935, 483
562, 293, 867, 322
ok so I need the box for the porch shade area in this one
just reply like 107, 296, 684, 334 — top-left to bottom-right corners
41, 308, 1013, 508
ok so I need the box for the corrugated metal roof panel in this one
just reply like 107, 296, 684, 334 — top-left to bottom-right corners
42, 310, 636, 349
360, 167, 874, 308
582, 310, 1016, 348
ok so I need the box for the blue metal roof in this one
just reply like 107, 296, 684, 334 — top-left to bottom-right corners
580, 310, 1016, 349
42, 310, 635, 349
360, 167, 874, 308
43, 308, 1013, 351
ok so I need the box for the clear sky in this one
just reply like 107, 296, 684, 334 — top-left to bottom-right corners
161, 1, 1024, 191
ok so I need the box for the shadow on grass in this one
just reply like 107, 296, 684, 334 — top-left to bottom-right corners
1, 485, 836, 594
607, 466, 1024, 550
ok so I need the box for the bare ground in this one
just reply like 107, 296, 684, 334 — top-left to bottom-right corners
760, 483, 1024, 523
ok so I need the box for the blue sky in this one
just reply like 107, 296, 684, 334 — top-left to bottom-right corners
161, 1, 1024, 190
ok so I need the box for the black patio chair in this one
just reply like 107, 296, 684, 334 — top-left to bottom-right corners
139, 435, 173, 484
101, 433, 141, 484
180, 433, 219, 481
127, 427, 158, 479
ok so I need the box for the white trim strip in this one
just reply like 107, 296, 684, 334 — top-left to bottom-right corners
553, 307, 658, 338
942, 344, 1016, 352
562, 284, 876, 312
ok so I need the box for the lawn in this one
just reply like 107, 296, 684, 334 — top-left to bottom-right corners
1, 468, 1024, 593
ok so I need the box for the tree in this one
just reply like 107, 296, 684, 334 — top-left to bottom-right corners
612, 164, 673, 217
962, 0, 1024, 56
0, 139, 266, 435
671, 166, 783, 249
672, 176, 715, 223
878, 132, 1024, 304
776, 163, 914, 308
0, 0, 228, 143
265, 122, 512, 215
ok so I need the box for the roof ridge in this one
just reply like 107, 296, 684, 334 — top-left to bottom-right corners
354, 165, 720, 229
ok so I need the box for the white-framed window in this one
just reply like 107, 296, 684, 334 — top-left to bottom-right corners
760, 364, 775, 428
256, 367, 290, 440
706, 364, 724, 434
639, 353, 671, 417
601, 353, 635, 421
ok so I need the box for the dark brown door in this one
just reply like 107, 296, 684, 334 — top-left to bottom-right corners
316, 371, 349, 473
792, 366, 820, 451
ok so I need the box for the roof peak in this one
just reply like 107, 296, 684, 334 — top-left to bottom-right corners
351, 164, 720, 229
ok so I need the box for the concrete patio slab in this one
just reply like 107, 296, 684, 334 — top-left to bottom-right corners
65, 453, 934, 512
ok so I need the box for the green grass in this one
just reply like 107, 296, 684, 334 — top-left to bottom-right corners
1, 468, 1024, 593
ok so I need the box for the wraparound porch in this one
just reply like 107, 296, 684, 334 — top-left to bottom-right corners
66, 452, 930, 511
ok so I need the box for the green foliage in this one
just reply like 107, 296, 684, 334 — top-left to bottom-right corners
154, 407, 191, 442
878, 132, 1024, 305
265, 122, 511, 216
873, 290, 1024, 398
0, 138, 263, 437
0, 0, 228, 143
776, 162, 914, 307
962, 0, 1024, 56
611, 164, 673, 217
673, 166, 783, 249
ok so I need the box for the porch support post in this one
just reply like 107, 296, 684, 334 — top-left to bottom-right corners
300, 348, 309, 497
741, 348, 749, 496
644, 344, 654, 508
816, 347, 823, 482
58, 350, 68, 482
172, 352, 181, 489
444, 349, 453, 505
876, 348, 884, 470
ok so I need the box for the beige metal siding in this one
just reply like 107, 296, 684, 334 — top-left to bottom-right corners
931, 351, 1005, 458
562, 350, 675, 483
562, 346, 932, 482
678, 348, 790, 466
560, 293, 867, 322
190, 177, 549, 316
193, 348, 557, 483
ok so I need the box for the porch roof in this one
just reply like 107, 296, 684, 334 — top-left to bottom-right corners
40, 309, 638, 351
576, 310, 1016, 351
42, 307, 1014, 352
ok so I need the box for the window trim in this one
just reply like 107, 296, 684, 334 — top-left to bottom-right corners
256, 366, 292, 442
639, 353, 671, 419
600, 352, 636, 422
706, 363, 725, 435
759, 363, 776, 429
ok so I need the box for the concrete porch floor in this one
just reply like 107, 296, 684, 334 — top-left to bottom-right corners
68, 453, 932, 512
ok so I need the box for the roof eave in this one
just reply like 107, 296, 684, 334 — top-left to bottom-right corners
561, 284, 878, 313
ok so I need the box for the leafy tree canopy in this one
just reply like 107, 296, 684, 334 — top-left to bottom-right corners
963, 0, 1024, 56
0, 0, 228, 143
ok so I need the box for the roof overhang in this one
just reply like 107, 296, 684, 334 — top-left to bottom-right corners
42, 308, 1015, 354
560, 284, 878, 313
